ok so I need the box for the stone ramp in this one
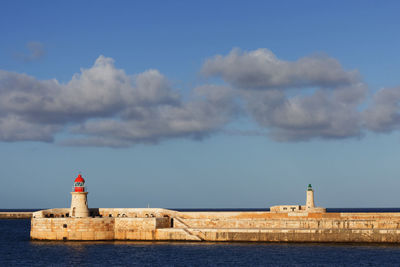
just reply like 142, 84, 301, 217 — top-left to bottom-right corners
156, 228, 202, 241
173, 217, 205, 241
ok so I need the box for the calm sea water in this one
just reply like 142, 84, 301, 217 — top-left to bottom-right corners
3, 218, 400, 266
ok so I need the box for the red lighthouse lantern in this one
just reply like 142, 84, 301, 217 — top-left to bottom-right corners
73, 174, 85, 192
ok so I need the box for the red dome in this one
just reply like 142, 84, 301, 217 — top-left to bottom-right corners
74, 174, 85, 183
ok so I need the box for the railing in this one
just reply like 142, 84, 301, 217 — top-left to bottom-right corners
72, 186, 88, 191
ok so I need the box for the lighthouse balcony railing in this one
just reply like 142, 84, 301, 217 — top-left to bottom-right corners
72, 186, 88, 192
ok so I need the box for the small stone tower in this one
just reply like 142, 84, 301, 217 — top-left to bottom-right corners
70, 174, 89, 218
306, 184, 315, 210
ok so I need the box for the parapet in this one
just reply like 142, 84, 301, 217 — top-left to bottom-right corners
270, 205, 326, 213
31, 208, 178, 219
32, 208, 70, 218
270, 205, 302, 212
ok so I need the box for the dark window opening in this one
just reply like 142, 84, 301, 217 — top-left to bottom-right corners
63, 224, 67, 228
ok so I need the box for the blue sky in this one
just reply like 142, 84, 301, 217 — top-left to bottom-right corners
1, 1, 400, 209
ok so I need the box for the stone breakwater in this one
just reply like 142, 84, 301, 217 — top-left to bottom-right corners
30, 208, 400, 242
0, 212, 32, 219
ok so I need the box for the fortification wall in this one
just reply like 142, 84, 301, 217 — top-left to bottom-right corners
98, 208, 177, 218
114, 217, 170, 231
32, 209, 70, 218
31, 217, 173, 241
197, 228, 400, 243
0, 212, 32, 219
30, 210, 400, 242
170, 212, 400, 242
175, 214, 400, 230
31, 218, 115, 240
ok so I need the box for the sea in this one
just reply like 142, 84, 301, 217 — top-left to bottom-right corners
2, 209, 400, 266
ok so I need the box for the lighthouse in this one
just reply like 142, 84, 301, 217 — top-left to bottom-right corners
306, 184, 315, 210
70, 174, 90, 218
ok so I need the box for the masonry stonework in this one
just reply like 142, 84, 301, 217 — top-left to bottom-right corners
30, 179, 400, 243
30, 209, 400, 242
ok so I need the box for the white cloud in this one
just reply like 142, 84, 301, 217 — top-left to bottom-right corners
243, 89, 364, 141
202, 48, 359, 89
0, 115, 59, 142
0, 56, 237, 146
66, 84, 237, 147
363, 87, 400, 133
1, 48, 399, 146
202, 48, 367, 141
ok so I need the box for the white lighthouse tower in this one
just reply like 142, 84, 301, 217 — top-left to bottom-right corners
70, 174, 90, 218
306, 184, 315, 210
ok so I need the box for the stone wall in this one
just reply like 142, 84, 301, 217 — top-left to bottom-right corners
175, 216, 400, 230
98, 208, 177, 218
30, 209, 400, 242
0, 212, 32, 219
114, 217, 170, 231
31, 218, 114, 240
197, 228, 400, 242
32, 209, 70, 218
31, 217, 172, 241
